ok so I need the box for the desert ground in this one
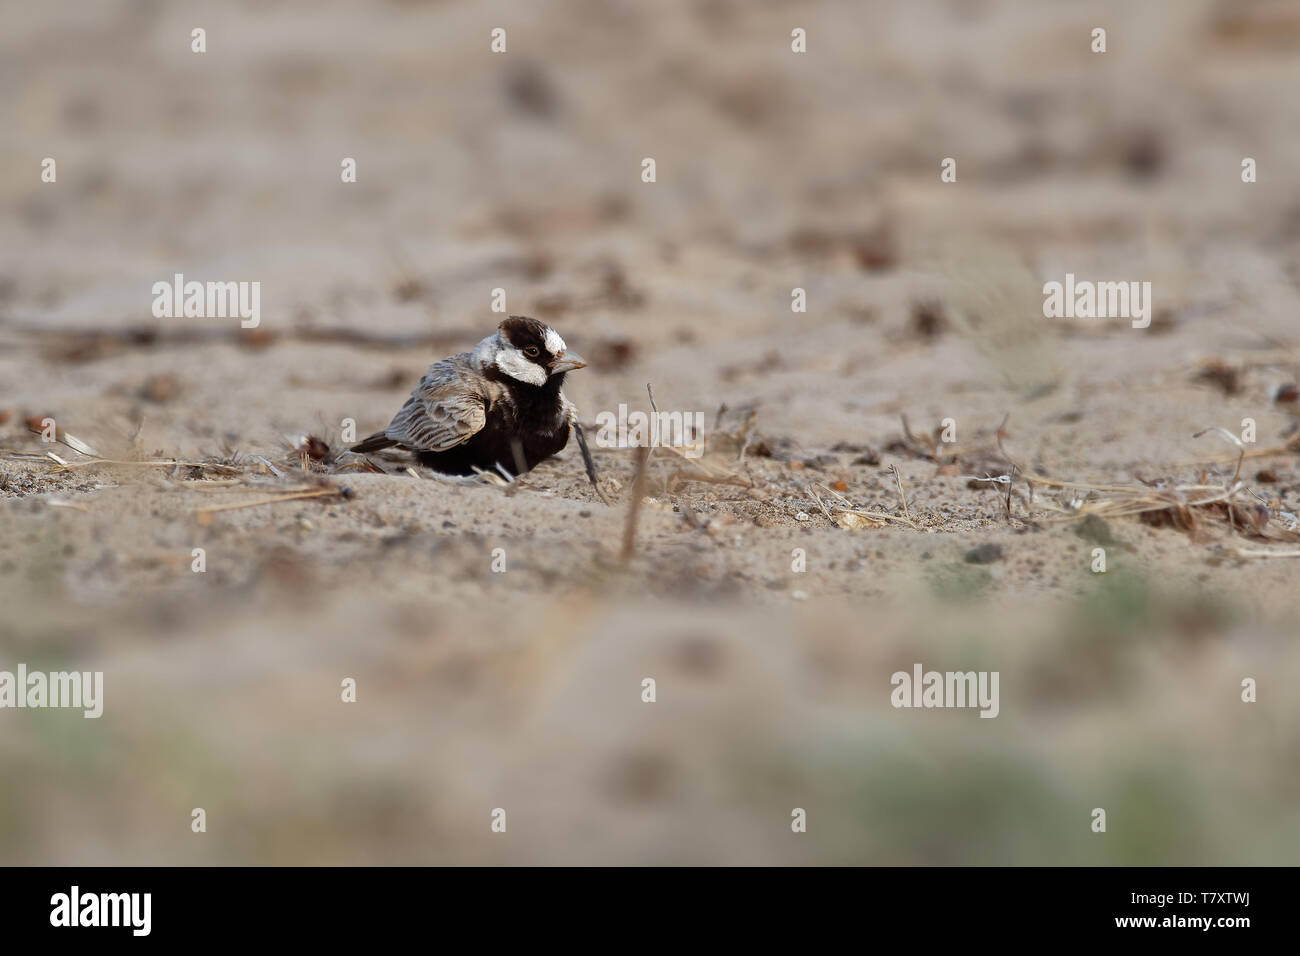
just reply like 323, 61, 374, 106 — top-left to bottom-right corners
2, 0, 1299, 864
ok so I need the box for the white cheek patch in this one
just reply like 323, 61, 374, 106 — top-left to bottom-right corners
544, 328, 566, 356
495, 346, 547, 386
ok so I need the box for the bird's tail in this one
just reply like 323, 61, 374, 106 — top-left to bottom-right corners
351, 432, 397, 454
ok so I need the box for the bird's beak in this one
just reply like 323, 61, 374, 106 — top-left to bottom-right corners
548, 351, 587, 375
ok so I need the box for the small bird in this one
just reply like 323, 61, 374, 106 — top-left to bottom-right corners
352, 316, 599, 484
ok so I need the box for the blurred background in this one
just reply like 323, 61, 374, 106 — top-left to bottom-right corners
1, 0, 1299, 864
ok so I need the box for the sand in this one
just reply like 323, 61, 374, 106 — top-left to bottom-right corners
1, 0, 1299, 865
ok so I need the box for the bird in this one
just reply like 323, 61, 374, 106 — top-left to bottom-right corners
351, 316, 597, 482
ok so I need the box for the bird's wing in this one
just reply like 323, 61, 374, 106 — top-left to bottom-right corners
384, 358, 492, 453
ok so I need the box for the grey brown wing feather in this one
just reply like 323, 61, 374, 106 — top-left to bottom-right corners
383, 356, 494, 453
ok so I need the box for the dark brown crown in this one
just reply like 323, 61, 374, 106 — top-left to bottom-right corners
498, 316, 549, 351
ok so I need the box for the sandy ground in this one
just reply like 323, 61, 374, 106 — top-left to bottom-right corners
2, 0, 1299, 864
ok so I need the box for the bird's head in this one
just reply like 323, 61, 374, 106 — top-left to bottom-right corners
488, 316, 586, 386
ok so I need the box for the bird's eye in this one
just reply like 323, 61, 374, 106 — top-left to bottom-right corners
524, 346, 540, 357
